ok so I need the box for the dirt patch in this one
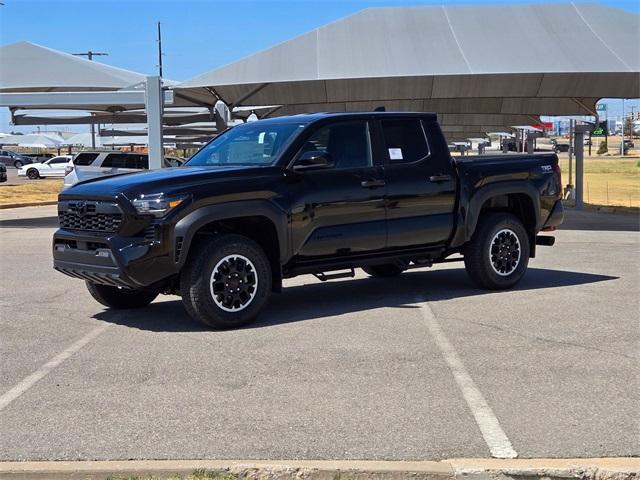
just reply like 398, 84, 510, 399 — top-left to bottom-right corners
0, 180, 62, 206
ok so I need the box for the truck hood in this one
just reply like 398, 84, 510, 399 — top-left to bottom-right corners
61, 165, 273, 199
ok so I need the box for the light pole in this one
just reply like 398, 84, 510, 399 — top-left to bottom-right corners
157, 22, 163, 78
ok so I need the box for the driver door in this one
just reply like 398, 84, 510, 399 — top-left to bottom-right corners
45, 157, 68, 177
288, 120, 386, 259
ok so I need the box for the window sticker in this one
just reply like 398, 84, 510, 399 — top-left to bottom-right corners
388, 148, 403, 160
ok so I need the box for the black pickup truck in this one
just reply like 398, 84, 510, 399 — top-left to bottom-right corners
53, 112, 563, 329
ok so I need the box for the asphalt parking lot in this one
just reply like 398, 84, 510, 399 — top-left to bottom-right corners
0, 205, 638, 461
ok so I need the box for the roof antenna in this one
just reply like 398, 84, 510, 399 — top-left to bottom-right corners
374, 106, 386, 112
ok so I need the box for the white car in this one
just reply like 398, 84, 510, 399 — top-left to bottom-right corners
18, 155, 73, 179
63, 151, 184, 190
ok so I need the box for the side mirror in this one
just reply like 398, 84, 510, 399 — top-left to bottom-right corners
292, 151, 334, 171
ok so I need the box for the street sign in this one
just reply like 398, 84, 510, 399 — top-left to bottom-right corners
596, 104, 607, 112
591, 121, 607, 136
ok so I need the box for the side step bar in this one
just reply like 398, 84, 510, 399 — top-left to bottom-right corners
313, 268, 355, 282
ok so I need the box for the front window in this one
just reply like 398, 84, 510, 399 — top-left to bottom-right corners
299, 121, 372, 169
50, 157, 69, 164
187, 122, 306, 167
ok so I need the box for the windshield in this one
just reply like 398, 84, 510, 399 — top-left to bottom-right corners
186, 122, 306, 167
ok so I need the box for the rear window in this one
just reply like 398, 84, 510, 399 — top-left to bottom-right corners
381, 119, 430, 163
101, 153, 148, 169
73, 153, 99, 166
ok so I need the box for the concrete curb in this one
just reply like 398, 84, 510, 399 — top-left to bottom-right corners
0, 201, 57, 210
0, 458, 638, 480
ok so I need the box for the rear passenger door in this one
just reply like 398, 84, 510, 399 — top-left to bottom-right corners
379, 118, 456, 248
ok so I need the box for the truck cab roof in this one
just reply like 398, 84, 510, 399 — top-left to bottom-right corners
255, 111, 438, 125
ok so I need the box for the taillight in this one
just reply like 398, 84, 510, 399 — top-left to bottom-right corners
64, 165, 73, 177
553, 163, 562, 199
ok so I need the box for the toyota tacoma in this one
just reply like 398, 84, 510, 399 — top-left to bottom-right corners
53, 112, 564, 328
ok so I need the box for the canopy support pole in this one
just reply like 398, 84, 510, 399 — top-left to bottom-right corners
145, 75, 164, 169
90, 123, 96, 149
214, 101, 230, 132
573, 124, 590, 211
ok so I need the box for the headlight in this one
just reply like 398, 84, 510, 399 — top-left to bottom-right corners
131, 193, 187, 218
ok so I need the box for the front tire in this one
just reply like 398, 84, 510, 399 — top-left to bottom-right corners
464, 212, 530, 290
86, 282, 158, 309
27, 168, 39, 179
362, 264, 405, 278
14, 160, 23, 168
180, 234, 272, 329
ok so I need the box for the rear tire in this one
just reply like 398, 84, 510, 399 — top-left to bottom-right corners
464, 212, 530, 290
180, 234, 272, 329
27, 168, 39, 179
86, 282, 158, 309
14, 160, 23, 168
362, 264, 405, 278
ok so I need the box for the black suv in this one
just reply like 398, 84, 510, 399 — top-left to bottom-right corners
53, 112, 563, 329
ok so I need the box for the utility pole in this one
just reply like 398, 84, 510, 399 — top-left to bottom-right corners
72, 50, 108, 61
157, 22, 163, 78
72, 50, 109, 148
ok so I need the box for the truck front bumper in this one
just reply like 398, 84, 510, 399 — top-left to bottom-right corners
53, 228, 177, 288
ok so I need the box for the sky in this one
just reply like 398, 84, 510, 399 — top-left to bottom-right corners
0, 0, 638, 133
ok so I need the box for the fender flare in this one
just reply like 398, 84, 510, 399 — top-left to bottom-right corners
173, 200, 289, 269
451, 181, 541, 248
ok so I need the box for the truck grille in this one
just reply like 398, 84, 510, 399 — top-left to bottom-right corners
58, 201, 123, 233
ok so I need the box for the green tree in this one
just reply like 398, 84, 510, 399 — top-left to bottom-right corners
597, 141, 608, 155
624, 116, 635, 138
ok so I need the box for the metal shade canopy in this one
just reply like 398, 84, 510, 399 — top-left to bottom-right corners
177, 3, 639, 119
0, 132, 64, 147
0, 41, 147, 92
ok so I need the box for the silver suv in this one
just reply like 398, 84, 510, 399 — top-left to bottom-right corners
0, 150, 33, 168
63, 151, 184, 190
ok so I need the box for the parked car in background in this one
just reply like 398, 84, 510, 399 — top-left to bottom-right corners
550, 139, 570, 153
22, 153, 55, 163
18, 155, 72, 179
0, 163, 6, 183
0, 150, 33, 168
535, 138, 556, 151
63, 151, 184, 190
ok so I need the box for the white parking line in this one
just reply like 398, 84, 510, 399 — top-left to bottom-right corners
418, 300, 518, 459
0, 323, 110, 412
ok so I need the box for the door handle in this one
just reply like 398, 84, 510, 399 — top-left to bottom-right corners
361, 179, 386, 188
429, 174, 452, 183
